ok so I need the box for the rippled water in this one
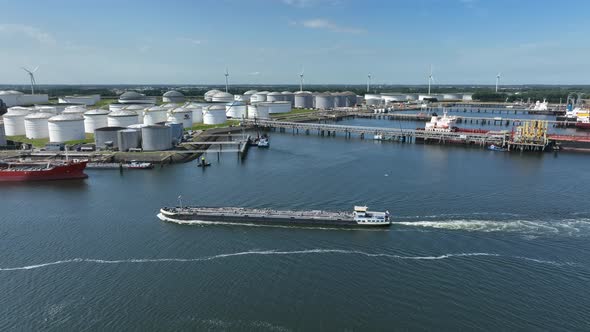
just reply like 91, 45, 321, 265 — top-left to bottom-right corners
1, 124, 589, 330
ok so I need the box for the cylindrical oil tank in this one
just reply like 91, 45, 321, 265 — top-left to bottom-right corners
264, 101, 291, 114
165, 122, 183, 144
62, 105, 86, 115
141, 125, 172, 151
211, 92, 234, 103
294, 92, 313, 108
48, 114, 85, 142
226, 101, 247, 119
109, 103, 127, 112
83, 109, 110, 134
250, 93, 267, 103
203, 105, 227, 125
108, 110, 139, 127
117, 128, 141, 152
95, 126, 124, 149
35, 106, 58, 114
3, 108, 32, 136
204, 89, 222, 102
168, 107, 193, 128
247, 104, 270, 119
244, 90, 258, 96
314, 94, 334, 109
343, 92, 357, 106
0, 121, 6, 145
186, 105, 203, 124
333, 93, 346, 108
123, 104, 147, 122
144, 106, 168, 125
266, 92, 284, 102
365, 94, 382, 106
281, 91, 294, 105
24, 112, 53, 139
161, 103, 178, 110
405, 94, 417, 101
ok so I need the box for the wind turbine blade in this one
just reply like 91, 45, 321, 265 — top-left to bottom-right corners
32, 66, 39, 73
21, 66, 31, 74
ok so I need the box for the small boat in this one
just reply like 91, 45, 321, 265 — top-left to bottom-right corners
487, 144, 507, 152
257, 137, 270, 148
197, 162, 211, 167
126, 160, 153, 169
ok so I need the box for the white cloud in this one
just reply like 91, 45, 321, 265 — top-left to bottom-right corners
177, 37, 203, 45
0, 24, 56, 46
248, 71, 261, 76
281, 0, 341, 8
297, 18, 365, 34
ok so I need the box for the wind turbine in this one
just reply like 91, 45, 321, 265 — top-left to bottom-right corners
427, 65, 435, 95
224, 67, 230, 93
367, 73, 372, 93
21, 66, 38, 94
495, 72, 501, 93
299, 66, 305, 92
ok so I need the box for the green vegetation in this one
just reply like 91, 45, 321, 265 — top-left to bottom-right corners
185, 120, 240, 131
94, 98, 118, 109
8, 134, 95, 148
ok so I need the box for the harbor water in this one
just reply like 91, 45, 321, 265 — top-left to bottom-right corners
1, 128, 590, 330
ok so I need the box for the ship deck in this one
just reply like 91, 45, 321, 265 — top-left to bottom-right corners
163, 207, 354, 221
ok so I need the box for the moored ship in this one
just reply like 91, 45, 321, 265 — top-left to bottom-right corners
0, 160, 88, 181
158, 205, 391, 227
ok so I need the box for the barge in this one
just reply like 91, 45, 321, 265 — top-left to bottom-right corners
158, 205, 391, 227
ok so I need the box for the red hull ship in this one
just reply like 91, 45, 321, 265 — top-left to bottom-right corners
0, 160, 88, 182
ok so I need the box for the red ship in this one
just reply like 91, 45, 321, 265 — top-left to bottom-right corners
0, 160, 88, 182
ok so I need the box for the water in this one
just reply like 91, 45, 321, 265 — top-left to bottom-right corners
1, 127, 590, 330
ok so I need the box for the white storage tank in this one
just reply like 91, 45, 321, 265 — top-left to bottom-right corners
142, 125, 172, 151
144, 106, 168, 125
168, 107, 193, 128
266, 92, 284, 102
48, 114, 85, 142
123, 104, 147, 123
333, 93, 346, 107
2, 108, 32, 136
117, 129, 141, 152
24, 112, 53, 139
234, 94, 250, 103
343, 91, 357, 106
83, 109, 110, 134
186, 105, 203, 124
314, 94, 334, 109
250, 93, 268, 103
162, 90, 185, 103
108, 110, 139, 127
0, 121, 6, 145
204, 89, 222, 102
95, 126, 124, 149
247, 104, 270, 119
294, 92, 313, 108
203, 105, 227, 124
35, 106, 58, 114
109, 103, 127, 112
226, 101, 247, 119
211, 91, 234, 103
62, 105, 87, 115
264, 101, 291, 114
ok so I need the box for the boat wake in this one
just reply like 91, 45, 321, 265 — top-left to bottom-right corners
0, 249, 580, 272
395, 218, 590, 237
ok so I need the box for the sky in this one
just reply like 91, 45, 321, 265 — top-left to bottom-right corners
1, 0, 589, 85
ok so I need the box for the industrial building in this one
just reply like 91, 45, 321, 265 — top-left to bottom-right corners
162, 91, 185, 103
0, 90, 48, 107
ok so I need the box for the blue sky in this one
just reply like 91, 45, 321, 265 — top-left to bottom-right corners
1, 0, 589, 85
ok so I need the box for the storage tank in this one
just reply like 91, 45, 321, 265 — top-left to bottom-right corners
333, 93, 346, 108
95, 126, 124, 149
109, 103, 127, 112
204, 89, 222, 102
48, 114, 85, 142
281, 91, 294, 105
294, 92, 313, 108
264, 101, 291, 114
141, 125, 172, 151
266, 92, 284, 102
62, 105, 86, 115
117, 128, 141, 152
247, 104, 270, 119
250, 93, 268, 103
24, 112, 53, 139
226, 101, 247, 119
35, 106, 58, 114
244, 90, 258, 96
0, 121, 6, 145
186, 105, 203, 124
162, 90, 185, 103
211, 92, 234, 103
83, 109, 110, 134
203, 105, 227, 124
2, 108, 32, 136
343, 91, 357, 106
314, 93, 334, 109
165, 122, 183, 144
144, 106, 168, 125
108, 110, 139, 127
123, 104, 147, 123
168, 107, 193, 128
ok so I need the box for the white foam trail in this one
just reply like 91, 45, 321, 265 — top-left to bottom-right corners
0, 249, 579, 272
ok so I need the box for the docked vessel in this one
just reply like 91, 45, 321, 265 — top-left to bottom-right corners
158, 205, 391, 227
0, 160, 88, 181
425, 111, 457, 132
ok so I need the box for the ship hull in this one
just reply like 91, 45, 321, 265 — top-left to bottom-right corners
159, 209, 391, 228
0, 162, 88, 182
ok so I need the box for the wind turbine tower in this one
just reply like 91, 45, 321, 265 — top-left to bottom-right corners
299, 67, 304, 92
367, 73, 372, 93
428, 65, 434, 95
496, 73, 501, 93
21, 66, 38, 94
224, 67, 230, 93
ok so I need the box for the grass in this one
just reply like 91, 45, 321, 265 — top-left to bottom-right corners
93, 98, 118, 109
185, 120, 240, 131
8, 134, 95, 148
